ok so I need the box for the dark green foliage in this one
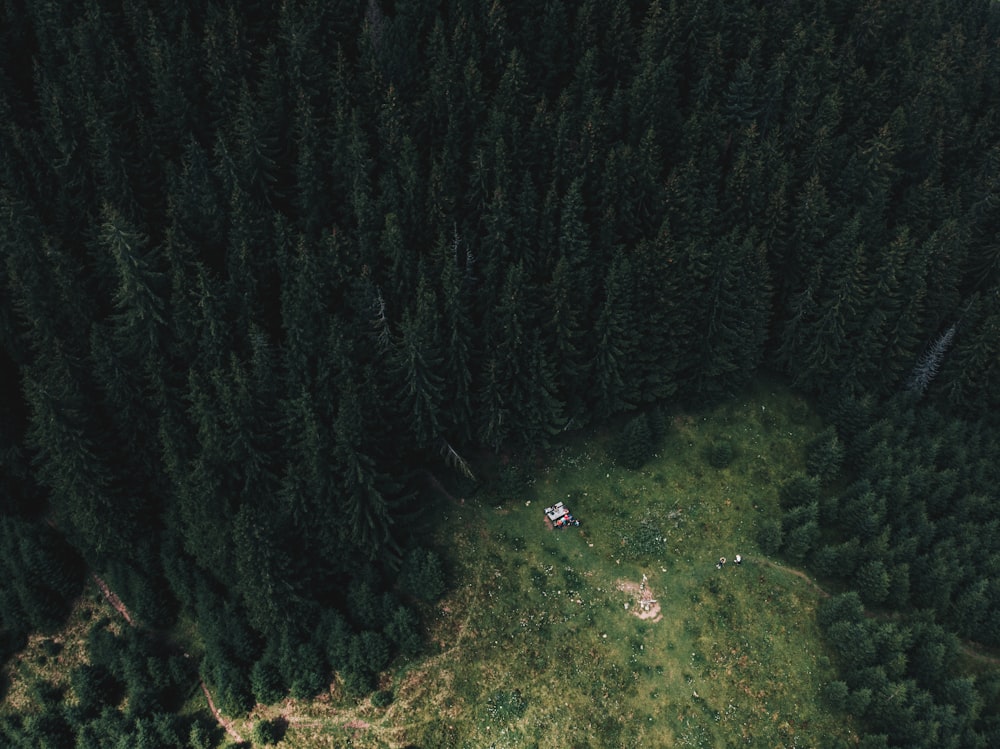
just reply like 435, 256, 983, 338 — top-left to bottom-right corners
1, 0, 1000, 741
320, 609, 353, 673
283, 639, 328, 700
251, 718, 286, 745
485, 689, 527, 723
250, 652, 285, 706
706, 440, 735, 469
13, 616, 201, 748
71, 664, 121, 716
347, 630, 390, 689
22, 708, 73, 749
346, 575, 394, 631
781, 502, 819, 562
384, 605, 422, 659
0, 517, 84, 634
846, 688, 874, 719
818, 593, 995, 747
615, 413, 656, 469
800, 400, 1000, 647
805, 427, 845, 484
398, 547, 446, 602
817, 593, 866, 631
27, 678, 63, 707
857, 734, 890, 749
821, 680, 849, 712
340, 668, 374, 699
97, 627, 195, 717
187, 722, 213, 749
813, 539, 861, 579
856, 560, 890, 605
202, 650, 253, 717
371, 689, 394, 708
779, 474, 821, 510
756, 518, 783, 555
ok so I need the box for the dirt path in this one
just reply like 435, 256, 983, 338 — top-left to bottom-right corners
92, 574, 135, 626
758, 559, 1000, 667
756, 558, 831, 598
92, 574, 247, 742
959, 642, 1000, 666
421, 469, 462, 504
201, 680, 245, 743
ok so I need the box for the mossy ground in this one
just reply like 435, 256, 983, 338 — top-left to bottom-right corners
245, 382, 859, 748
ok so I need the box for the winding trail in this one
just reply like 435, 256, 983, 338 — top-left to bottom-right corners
91, 574, 245, 742
92, 574, 135, 626
757, 557, 1000, 667
756, 558, 831, 598
200, 681, 245, 743
421, 469, 462, 504
958, 643, 1000, 667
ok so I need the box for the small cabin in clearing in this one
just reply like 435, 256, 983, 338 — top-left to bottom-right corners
544, 501, 580, 529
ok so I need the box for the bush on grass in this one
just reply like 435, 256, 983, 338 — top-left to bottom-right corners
782, 520, 818, 562
707, 440, 735, 469
821, 680, 849, 711
813, 539, 860, 578
623, 518, 665, 562
250, 653, 285, 705
187, 721, 215, 749
398, 548, 445, 602
384, 605, 422, 658
856, 560, 890, 604
757, 518, 783, 554
70, 664, 120, 716
251, 718, 286, 745
779, 473, 820, 510
615, 413, 655, 469
806, 426, 845, 484
485, 689, 526, 723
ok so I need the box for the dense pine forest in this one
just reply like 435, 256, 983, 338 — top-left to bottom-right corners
1, 0, 999, 746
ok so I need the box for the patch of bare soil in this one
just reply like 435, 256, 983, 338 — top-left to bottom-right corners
616, 577, 662, 622
92, 574, 135, 626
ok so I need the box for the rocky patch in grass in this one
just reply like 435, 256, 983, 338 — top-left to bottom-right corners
616, 577, 662, 622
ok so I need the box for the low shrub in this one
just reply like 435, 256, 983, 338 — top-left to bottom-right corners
707, 440, 735, 469
251, 717, 286, 745
485, 689, 526, 723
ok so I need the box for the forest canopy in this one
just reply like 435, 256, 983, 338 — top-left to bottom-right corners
1, 0, 1000, 744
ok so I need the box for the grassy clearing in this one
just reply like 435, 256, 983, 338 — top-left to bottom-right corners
248, 381, 859, 748
0, 589, 118, 717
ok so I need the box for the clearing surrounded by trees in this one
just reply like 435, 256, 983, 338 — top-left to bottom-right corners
4, 380, 997, 747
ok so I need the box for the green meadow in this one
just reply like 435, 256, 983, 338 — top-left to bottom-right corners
262, 382, 859, 748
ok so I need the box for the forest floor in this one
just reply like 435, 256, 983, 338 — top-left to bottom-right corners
231, 381, 868, 748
